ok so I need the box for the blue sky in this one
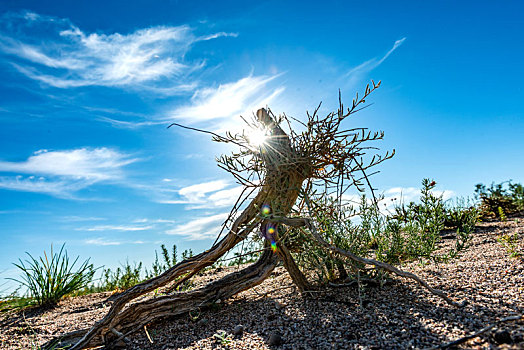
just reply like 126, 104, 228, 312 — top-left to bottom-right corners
1, 1, 523, 294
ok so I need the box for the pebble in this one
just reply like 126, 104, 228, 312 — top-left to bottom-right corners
493, 329, 512, 344
268, 331, 283, 346
233, 324, 244, 337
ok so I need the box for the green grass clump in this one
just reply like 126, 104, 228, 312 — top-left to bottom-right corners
9, 244, 95, 307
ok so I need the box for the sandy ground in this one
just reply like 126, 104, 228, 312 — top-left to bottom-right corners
1, 217, 523, 349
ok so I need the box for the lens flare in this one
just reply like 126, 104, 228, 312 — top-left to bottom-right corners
261, 204, 271, 216
271, 241, 277, 252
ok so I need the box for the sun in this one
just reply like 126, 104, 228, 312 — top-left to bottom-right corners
247, 128, 267, 147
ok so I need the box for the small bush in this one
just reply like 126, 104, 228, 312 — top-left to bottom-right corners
390, 179, 446, 259
87, 244, 181, 292
100, 261, 143, 291
145, 244, 178, 279
475, 180, 524, 219
10, 244, 95, 307
291, 178, 479, 285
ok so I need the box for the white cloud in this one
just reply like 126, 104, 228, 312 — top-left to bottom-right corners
165, 212, 228, 240
0, 11, 236, 92
345, 37, 406, 78
83, 238, 150, 246
158, 179, 244, 209
178, 179, 229, 203
0, 148, 136, 180
169, 74, 284, 125
76, 224, 154, 232
96, 116, 166, 129
383, 186, 420, 202
84, 238, 122, 246
0, 148, 137, 197
201, 186, 245, 209
132, 218, 176, 224
0, 175, 92, 198
380, 185, 455, 213
339, 185, 456, 215
58, 216, 107, 222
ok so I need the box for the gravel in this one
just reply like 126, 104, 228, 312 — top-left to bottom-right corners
1, 217, 523, 349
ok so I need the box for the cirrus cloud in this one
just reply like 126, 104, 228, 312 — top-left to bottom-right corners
165, 212, 229, 240
169, 74, 285, 126
0, 147, 138, 197
0, 11, 236, 92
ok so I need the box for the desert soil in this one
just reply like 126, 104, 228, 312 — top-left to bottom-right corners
1, 217, 523, 349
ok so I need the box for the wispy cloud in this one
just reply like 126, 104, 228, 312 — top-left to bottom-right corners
132, 218, 176, 224
383, 186, 454, 201
380, 186, 455, 213
57, 216, 107, 222
0, 175, 93, 198
345, 37, 406, 78
76, 224, 153, 232
158, 179, 244, 209
165, 212, 228, 240
340, 185, 455, 215
0, 148, 136, 180
169, 74, 285, 126
96, 116, 166, 129
83, 238, 149, 246
0, 11, 235, 93
0, 147, 137, 197
84, 238, 123, 246
177, 180, 229, 203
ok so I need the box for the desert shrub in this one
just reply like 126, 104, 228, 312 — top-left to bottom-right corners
390, 180, 478, 261
181, 248, 194, 260
10, 244, 95, 307
392, 179, 446, 259
88, 244, 181, 292
475, 180, 524, 219
444, 198, 478, 232
291, 179, 478, 284
443, 198, 479, 258
99, 261, 143, 291
287, 195, 373, 283
0, 276, 37, 312
145, 244, 178, 279
225, 238, 263, 266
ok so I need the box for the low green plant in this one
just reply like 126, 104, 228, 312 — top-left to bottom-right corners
0, 293, 37, 313
443, 198, 479, 259
181, 248, 194, 260
86, 244, 182, 293
9, 244, 95, 307
291, 178, 478, 285
100, 260, 143, 291
475, 180, 524, 219
145, 244, 178, 279
498, 232, 522, 258
213, 330, 232, 346
391, 179, 447, 260
288, 195, 370, 283
226, 238, 263, 266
